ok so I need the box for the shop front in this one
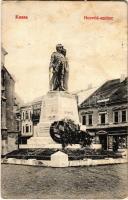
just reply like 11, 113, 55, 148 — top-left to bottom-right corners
89, 130, 108, 150
108, 133, 127, 151
88, 127, 128, 151
95, 130, 108, 150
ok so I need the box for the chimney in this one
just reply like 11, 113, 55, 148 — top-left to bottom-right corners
120, 74, 125, 82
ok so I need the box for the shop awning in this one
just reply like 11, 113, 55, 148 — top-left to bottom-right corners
96, 130, 108, 135
108, 133, 128, 136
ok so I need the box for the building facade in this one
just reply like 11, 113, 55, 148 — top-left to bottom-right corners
20, 104, 33, 144
79, 78, 128, 150
1, 48, 22, 155
20, 96, 43, 143
1, 47, 23, 155
1, 48, 8, 155
32, 97, 42, 136
19, 78, 128, 150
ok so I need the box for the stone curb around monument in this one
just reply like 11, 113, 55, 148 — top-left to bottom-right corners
1, 157, 128, 168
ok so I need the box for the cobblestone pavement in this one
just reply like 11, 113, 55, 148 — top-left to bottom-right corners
1, 163, 128, 199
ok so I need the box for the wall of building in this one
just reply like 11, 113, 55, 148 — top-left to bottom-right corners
21, 106, 33, 137
1, 48, 21, 155
79, 103, 128, 129
5, 70, 15, 132
1, 49, 9, 155
20, 100, 42, 140
8, 133, 18, 152
79, 102, 128, 150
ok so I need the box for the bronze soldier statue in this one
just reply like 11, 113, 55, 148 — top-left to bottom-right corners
49, 44, 69, 91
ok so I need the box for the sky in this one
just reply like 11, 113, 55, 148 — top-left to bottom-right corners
2, 1, 127, 103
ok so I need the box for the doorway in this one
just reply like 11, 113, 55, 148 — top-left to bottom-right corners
99, 135, 107, 150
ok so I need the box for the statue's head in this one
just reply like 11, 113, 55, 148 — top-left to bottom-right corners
56, 44, 63, 53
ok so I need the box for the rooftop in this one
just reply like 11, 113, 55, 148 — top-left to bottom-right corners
80, 77, 128, 108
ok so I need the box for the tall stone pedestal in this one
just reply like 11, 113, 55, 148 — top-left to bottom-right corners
25, 91, 79, 148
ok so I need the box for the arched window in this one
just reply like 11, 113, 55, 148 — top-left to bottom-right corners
82, 115, 86, 125
25, 111, 29, 119
22, 112, 24, 120
26, 125, 29, 133
22, 126, 24, 133
30, 125, 31, 132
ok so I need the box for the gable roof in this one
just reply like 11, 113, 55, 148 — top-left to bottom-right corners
20, 96, 43, 108
76, 87, 99, 105
80, 78, 128, 108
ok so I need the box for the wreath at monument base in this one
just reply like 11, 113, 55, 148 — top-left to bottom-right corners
50, 119, 92, 148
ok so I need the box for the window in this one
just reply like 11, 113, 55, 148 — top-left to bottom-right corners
121, 110, 126, 122
22, 126, 24, 133
118, 136, 127, 148
26, 125, 29, 133
1, 70, 5, 87
16, 121, 19, 131
82, 115, 86, 125
88, 114, 92, 125
81, 113, 93, 126
22, 112, 24, 120
99, 112, 107, 125
101, 113, 105, 124
114, 111, 119, 123
25, 111, 29, 119
30, 125, 31, 132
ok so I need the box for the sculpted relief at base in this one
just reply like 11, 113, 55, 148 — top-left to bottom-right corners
49, 44, 69, 91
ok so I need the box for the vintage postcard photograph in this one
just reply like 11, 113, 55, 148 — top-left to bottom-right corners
1, 0, 128, 199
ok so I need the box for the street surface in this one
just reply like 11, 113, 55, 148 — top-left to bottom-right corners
1, 163, 128, 199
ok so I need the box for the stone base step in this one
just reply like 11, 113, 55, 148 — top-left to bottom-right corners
19, 143, 81, 149
27, 137, 55, 145
19, 144, 62, 149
